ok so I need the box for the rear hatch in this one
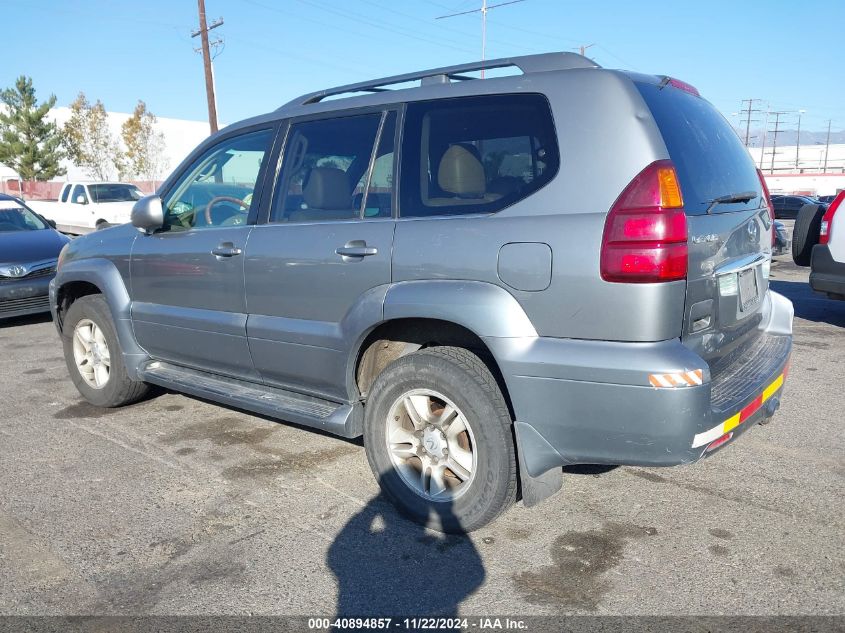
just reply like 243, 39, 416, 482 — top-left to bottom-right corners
636, 80, 772, 367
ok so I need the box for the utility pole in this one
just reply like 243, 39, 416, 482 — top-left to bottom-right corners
823, 119, 832, 174
739, 98, 763, 147
576, 43, 595, 57
192, 0, 223, 134
768, 111, 789, 174
759, 110, 768, 170
795, 109, 806, 170
436, 0, 526, 77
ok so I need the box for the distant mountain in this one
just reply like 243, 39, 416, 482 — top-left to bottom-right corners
732, 127, 845, 148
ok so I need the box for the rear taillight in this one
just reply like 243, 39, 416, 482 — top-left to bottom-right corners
600, 160, 687, 283
819, 191, 844, 246
757, 168, 775, 247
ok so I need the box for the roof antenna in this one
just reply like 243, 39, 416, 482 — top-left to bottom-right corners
436, 0, 527, 78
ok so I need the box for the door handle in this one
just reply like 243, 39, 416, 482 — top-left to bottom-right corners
336, 240, 377, 259
212, 243, 242, 258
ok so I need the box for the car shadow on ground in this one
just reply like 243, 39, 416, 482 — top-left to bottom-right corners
0, 312, 53, 329
769, 279, 845, 327
327, 474, 484, 628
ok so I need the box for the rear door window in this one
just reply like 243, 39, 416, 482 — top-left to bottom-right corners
271, 112, 391, 222
637, 81, 762, 216
399, 93, 559, 217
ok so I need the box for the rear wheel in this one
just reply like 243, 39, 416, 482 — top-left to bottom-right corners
62, 295, 149, 407
792, 203, 825, 266
363, 346, 517, 533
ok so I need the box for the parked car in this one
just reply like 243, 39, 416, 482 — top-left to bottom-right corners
773, 220, 790, 256
770, 194, 819, 219
49, 53, 793, 532
792, 192, 845, 299
0, 194, 71, 320
28, 182, 144, 235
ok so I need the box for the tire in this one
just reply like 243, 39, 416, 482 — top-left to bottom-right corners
61, 294, 149, 407
363, 346, 517, 533
95, 220, 110, 231
792, 203, 825, 266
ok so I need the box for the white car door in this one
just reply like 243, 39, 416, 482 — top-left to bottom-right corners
68, 184, 93, 228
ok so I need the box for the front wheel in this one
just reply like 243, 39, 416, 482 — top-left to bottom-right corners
363, 347, 517, 533
61, 295, 149, 407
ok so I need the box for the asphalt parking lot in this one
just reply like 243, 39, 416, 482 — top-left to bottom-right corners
0, 255, 843, 620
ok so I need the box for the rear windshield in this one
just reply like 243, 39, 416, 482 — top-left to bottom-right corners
637, 81, 762, 216
88, 184, 143, 203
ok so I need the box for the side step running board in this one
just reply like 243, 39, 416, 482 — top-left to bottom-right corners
139, 361, 362, 438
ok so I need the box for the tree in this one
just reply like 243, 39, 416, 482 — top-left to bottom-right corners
63, 92, 122, 180
120, 100, 168, 182
0, 76, 66, 181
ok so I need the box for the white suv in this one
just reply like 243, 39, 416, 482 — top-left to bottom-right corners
809, 191, 845, 300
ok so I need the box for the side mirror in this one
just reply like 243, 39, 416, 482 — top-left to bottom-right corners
75, 195, 87, 205
39, 215, 57, 229
131, 195, 164, 234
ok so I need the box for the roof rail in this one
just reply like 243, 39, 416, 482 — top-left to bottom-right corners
280, 52, 600, 109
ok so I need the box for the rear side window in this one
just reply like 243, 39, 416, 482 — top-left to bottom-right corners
400, 94, 559, 217
60, 185, 70, 202
637, 82, 762, 216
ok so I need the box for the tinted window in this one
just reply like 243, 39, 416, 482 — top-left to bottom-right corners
163, 128, 273, 230
88, 184, 143, 202
71, 184, 88, 204
272, 113, 385, 223
637, 82, 762, 216
60, 185, 70, 203
400, 94, 559, 218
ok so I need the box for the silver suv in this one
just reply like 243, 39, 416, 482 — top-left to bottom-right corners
50, 53, 794, 532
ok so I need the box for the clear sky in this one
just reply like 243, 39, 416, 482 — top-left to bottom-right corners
4, 0, 843, 134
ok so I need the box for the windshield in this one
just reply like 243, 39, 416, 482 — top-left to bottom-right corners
0, 201, 48, 231
88, 184, 143, 202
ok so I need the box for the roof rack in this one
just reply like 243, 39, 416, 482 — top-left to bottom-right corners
280, 52, 600, 109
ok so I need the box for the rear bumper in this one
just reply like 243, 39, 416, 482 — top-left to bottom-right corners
485, 290, 793, 477
809, 244, 845, 298
0, 276, 53, 320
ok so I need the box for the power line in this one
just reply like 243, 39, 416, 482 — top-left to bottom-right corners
436, 0, 527, 76
823, 119, 832, 174
739, 98, 763, 147
192, 1, 223, 134
767, 111, 790, 174
359, 0, 535, 53
573, 43, 595, 56
292, 0, 477, 55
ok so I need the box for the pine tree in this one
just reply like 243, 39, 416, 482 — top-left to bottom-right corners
0, 76, 66, 181
63, 92, 122, 180
120, 100, 168, 182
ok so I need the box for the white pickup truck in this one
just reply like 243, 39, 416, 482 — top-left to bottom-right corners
28, 182, 145, 235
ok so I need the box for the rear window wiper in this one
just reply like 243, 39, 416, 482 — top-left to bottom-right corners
704, 191, 757, 215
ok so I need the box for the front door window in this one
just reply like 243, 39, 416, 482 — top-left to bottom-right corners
163, 129, 274, 230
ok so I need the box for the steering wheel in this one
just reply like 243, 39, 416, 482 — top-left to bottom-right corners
204, 196, 248, 226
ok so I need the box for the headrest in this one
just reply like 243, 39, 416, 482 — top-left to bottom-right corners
437, 144, 486, 197
303, 167, 351, 209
